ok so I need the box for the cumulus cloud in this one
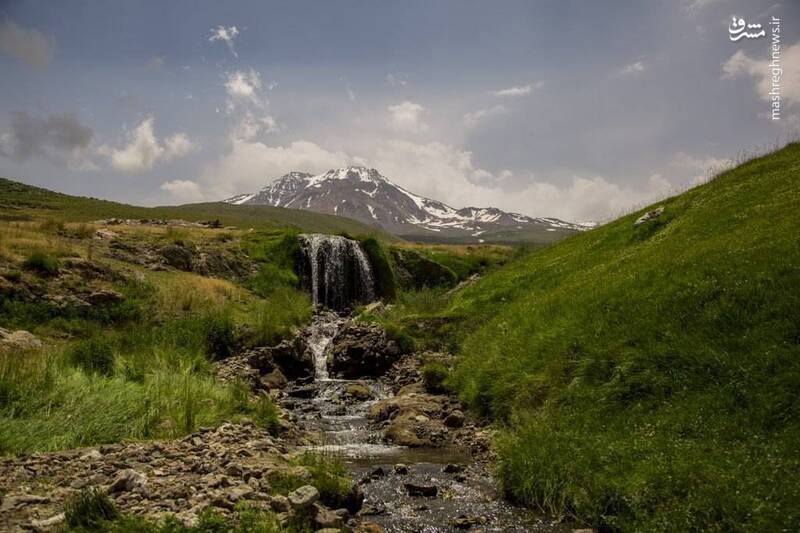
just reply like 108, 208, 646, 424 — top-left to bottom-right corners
354, 139, 673, 222
621, 61, 645, 74
671, 151, 731, 184
388, 101, 427, 132
224, 69, 265, 109
722, 42, 800, 107
100, 116, 194, 173
209, 25, 240, 57
160, 179, 205, 203
0, 111, 95, 168
0, 20, 54, 68
204, 139, 351, 199
463, 105, 508, 127
490, 82, 541, 97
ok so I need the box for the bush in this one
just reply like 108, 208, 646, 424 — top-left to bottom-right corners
421, 361, 449, 393
65, 487, 119, 529
203, 311, 236, 360
68, 337, 115, 376
384, 323, 415, 354
22, 251, 60, 276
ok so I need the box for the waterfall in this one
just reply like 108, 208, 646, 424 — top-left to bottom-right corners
305, 312, 346, 381
297, 234, 377, 311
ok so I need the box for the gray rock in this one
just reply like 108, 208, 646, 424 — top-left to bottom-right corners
634, 206, 665, 226
287, 484, 319, 510
108, 469, 147, 493
393, 463, 409, 475
159, 244, 194, 270
314, 502, 344, 529
30, 512, 66, 528
0, 329, 42, 352
269, 494, 290, 512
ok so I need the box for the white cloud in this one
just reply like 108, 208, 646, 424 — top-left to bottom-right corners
388, 101, 428, 132
385, 72, 408, 86
209, 25, 240, 57
164, 133, 194, 159
160, 179, 205, 203
204, 139, 350, 199
224, 69, 265, 109
101, 116, 194, 173
0, 20, 54, 68
356, 139, 673, 222
671, 151, 731, 184
232, 112, 280, 140
722, 42, 800, 107
490, 82, 541, 97
621, 61, 645, 74
463, 105, 508, 127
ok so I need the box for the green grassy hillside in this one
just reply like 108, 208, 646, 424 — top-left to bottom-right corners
374, 144, 800, 531
0, 177, 391, 239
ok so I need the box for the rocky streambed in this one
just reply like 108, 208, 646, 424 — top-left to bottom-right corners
280, 311, 569, 533
0, 311, 573, 532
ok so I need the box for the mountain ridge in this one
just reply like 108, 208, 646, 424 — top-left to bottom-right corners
225, 167, 590, 243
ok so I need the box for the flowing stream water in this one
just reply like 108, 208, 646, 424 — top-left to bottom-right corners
282, 312, 568, 533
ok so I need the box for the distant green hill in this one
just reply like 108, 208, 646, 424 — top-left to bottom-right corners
398, 144, 800, 530
0, 177, 393, 239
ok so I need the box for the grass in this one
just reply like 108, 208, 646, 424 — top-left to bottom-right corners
0, 221, 311, 455
367, 143, 800, 531
21, 250, 60, 276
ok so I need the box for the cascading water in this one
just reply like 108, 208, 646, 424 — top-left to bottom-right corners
297, 234, 377, 312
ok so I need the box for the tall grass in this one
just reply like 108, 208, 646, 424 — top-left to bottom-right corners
442, 144, 800, 530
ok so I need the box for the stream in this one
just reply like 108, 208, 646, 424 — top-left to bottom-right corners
281, 312, 568, 533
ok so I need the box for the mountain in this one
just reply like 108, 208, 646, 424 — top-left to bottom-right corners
0, 177, 392, 239
225, 167, 589, 243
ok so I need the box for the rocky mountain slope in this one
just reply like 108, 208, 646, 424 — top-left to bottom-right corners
225, 167, 589, 243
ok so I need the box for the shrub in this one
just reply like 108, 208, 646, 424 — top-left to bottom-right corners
65, 487, 119, 529
203, 311, 236, 360
22, 251, 59, 276
253, 395, 280, 433
68, 337, 115, 376
384, 323, 415, 354
421, 361, 449, 393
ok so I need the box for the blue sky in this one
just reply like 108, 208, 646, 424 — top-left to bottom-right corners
0, 0, 797, 221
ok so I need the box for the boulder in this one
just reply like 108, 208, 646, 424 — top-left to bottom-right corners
260, 369, 288, 390
159, 244, 194, 270
404, 483, 438, 497
314, 503, 343, 529
0, 328, 42, 352
93, 228, 118, 240
329, 322, 402, 378
444, 410, 466, 428
634, 206, 665, 226
108, 469, 148, 493
393, 464, 409, 475
287, 485, 319, 510
84, 289, 125, 306
344, 383, 372, 401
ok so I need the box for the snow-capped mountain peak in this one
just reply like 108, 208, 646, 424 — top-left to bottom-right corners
224, 167, 587, 242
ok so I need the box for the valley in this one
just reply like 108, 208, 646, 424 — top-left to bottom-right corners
0, 142, 798, 532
